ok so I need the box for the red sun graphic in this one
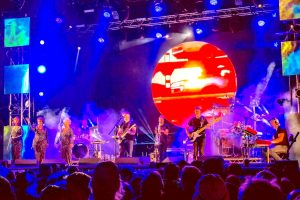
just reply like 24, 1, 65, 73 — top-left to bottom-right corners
151, 41, 237, 127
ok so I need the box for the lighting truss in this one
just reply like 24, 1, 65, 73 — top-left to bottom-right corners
72, 4, 278, 34
107, 4, 277, 30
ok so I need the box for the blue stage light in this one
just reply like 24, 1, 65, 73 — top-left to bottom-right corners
210, 0, 218, 6
98, 37, 105, 43
39, 40, 45, 45
103, 11, 111, 18
156, 32, 163, 38
196, 28, 203, 35
37, 65, 46, 74
257, 20, 266, 27
38, 92, 44, 97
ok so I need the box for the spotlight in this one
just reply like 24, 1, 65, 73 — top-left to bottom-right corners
154, 3, 163, 13
103, 11, 111, 18
98, 37, 105, 43
210, 0, 218, 6
39, 92, 44, 97
273, 42, 279, 48
55, 17, 63, 24
196, 28, 203, 35
39, 40, 45, 45
37, 65, 46, 74
156, 32, 163, 38
257, 20, 265, 27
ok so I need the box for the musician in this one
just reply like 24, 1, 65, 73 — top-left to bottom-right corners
154, 115, 169, 161
56, 118, 75, 165
186, 106, 208, 160
269, 118, 288, 160
78, 118, 90, 140
26, 116, 48, 165
9, 116, 23, 162
117, 111, 137, 157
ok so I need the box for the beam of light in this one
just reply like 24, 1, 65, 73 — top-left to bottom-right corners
74, 46, 81, 73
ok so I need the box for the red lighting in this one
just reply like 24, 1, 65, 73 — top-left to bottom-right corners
151, 41, 237, 127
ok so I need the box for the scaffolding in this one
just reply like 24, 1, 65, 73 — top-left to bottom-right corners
5, 47, 32, 126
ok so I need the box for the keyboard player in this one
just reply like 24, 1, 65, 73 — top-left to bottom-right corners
268, 118, 289, 160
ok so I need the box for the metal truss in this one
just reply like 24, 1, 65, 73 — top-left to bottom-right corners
9, 93, 31, 126
107, 4, 277, 30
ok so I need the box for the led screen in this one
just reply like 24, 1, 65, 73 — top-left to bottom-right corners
4, 64, 30, 94
4, 17, 30, 47
151, 41, 237, 127
279, 0, 300, 20
281, 41, 300, 76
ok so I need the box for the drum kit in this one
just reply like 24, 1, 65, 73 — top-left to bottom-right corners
218, 121, 260, 158
72, 126, 107, 159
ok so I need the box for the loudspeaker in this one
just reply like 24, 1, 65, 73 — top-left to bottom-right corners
78, 158, 102, 164
15, 159, 37, 165
115, 157, 150, 166
162, 156, 184, 163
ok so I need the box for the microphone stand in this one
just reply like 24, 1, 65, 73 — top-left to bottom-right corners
108, 117, 123, 160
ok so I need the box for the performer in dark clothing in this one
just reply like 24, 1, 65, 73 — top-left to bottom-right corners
27, 116, 48, 165
154, 115, 169, 162
56, 118, 74, 165
117, 111, 137, 157
9, 116, 23, 162
77, 118, 91, 141
186, 106, 208, 160
269, 118, 289, 160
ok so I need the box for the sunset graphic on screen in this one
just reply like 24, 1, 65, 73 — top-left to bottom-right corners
151, 41, 237, 127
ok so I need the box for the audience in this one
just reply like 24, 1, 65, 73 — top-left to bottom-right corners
0, 157, 299, 200
66, 172, 91, 200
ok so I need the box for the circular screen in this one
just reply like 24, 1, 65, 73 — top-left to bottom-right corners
151, 41, 237, 127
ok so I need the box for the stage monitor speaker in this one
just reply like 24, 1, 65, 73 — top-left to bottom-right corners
162, 156, 184, 163
115, 157, 150, 166
78, 158, 102, 165
15, 159, 37, 165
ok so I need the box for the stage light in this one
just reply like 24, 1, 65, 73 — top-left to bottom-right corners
156, 32, 163, 38
55, 17, 63, 24
210, 0, 218, 6
149, 1, 166, 16
39, 92, 44, 97
103, 11, 111, 18
37, 65, 46, 74
77, 46, 81, 50
196, 28, 203, 35
257, 20, 265, 27
98, 37, 105, 43
39, 40, 45, 45
155, 3, 163, 13
185, 30, 193, 37
273, 42, 279, 48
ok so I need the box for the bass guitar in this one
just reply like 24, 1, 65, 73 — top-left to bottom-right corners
113, 124, 136, 144
187, 117, 221, 142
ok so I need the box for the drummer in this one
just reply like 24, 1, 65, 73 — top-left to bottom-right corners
78, 119, 91, 140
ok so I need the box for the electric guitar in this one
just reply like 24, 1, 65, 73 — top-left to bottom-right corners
113, 124, 136, 144
187, 117, 221, 142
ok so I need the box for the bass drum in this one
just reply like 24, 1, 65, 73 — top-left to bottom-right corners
73, 138, 89, 158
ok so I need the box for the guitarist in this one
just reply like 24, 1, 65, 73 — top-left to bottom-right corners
117, 111, 137, 157
186, 106, 208, 160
